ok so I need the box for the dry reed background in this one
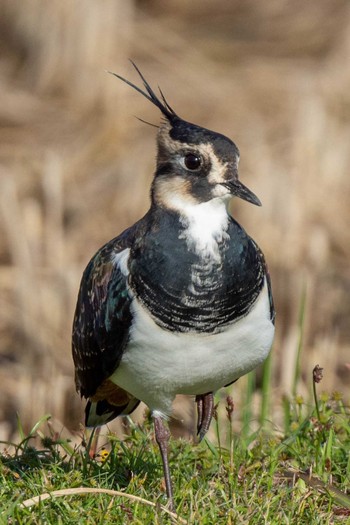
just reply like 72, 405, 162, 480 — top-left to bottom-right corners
0, 0, 349, 442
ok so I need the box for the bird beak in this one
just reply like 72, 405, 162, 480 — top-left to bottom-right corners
223, 179, 262, 207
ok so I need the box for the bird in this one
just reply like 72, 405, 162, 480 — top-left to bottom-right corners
72, 61, 275, 510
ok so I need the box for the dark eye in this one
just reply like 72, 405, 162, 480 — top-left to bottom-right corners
184, 153, 201, 170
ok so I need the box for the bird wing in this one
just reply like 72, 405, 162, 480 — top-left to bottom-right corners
264, 260, 275, 324
252, 240, 275, 324
72, 228, 135, 400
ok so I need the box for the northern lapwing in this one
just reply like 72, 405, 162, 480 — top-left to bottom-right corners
72, 62, 275, 509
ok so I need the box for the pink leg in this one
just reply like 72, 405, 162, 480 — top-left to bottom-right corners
154, 415, 174, 510
195, 392, 214, 441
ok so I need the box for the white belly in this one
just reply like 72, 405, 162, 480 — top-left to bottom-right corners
110, 279, 274, 416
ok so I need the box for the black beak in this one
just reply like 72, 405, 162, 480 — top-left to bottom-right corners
222, 179, 261, 207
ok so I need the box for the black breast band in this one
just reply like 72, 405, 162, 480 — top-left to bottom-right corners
129, 213, 265, 334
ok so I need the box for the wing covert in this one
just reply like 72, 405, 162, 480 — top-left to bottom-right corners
72, 239, 132, 399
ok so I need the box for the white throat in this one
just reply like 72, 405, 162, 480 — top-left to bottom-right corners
178, 198, 230, 261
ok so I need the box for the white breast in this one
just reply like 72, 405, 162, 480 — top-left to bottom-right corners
110, 278, 274, 417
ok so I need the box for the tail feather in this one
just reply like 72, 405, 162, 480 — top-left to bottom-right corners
85, 398, 140, 427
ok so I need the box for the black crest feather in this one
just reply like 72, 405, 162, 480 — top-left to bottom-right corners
108, 60, 178, 122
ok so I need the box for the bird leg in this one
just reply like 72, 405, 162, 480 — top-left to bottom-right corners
88, 426, 101, 458
153, 416, 174, 510
195, 392, 214, 441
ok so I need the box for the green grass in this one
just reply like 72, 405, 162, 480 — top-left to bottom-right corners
1, 378, 349, 524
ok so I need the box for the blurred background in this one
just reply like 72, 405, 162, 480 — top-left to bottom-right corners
0, 0, 349, 442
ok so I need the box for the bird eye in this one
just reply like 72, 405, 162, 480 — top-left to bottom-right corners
184, 153, 201, 170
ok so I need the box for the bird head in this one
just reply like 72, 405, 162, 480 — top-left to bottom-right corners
110, 62, 261, 211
